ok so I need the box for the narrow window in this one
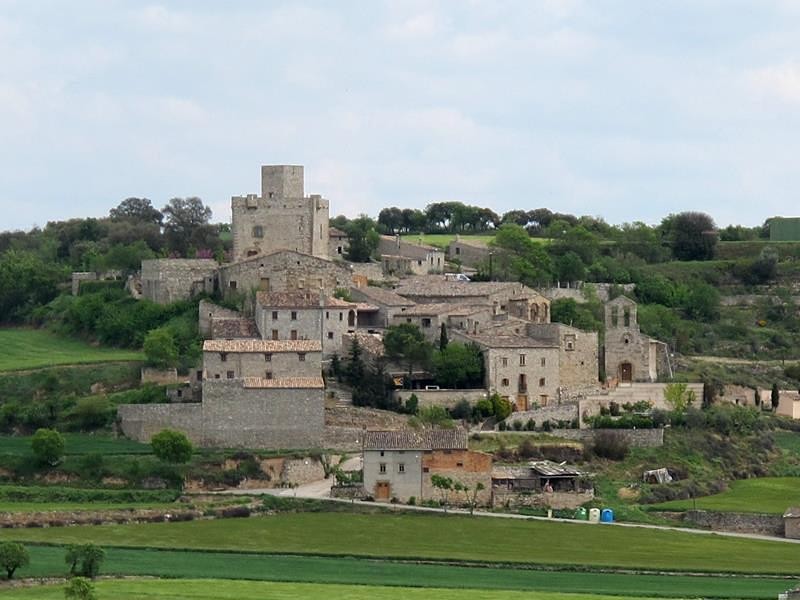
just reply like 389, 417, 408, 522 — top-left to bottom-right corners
196, 370, 203, 381
220, 353, 227, 362
502, 357, 508, 367
624, 308, 631, 327
265, 371, 273, 379
379, 463, 387, 474
539, 377, 546, 387
226, 370, 234, 379
229, 281, 237, 290
252, 225, 264, 238
398, 463, 405, 473
541, 357, 546, 367
271, 330, 279, 340
291, 311, 298, 320
264, 353, 272, 362
272, 311, 278, 320
291, 330, 298, 340
519, 354, 526, 366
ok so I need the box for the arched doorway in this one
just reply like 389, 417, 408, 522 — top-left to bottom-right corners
347, 310, 356, 328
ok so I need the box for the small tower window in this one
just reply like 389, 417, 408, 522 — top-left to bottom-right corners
253, 226, 264, 238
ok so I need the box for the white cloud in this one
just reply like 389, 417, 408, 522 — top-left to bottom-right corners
385, 12, 440, 40
746, 63, 800, 103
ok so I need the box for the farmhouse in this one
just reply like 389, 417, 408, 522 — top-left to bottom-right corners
362, 429, 492, 505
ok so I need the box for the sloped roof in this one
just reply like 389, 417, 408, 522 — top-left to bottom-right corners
203, 339, 321, 353
394, 278, 522, 299
255, 291, 357, 309
397, 302, 488, 317
363, 428, 468, 450
529, 460, 582, 477
351, 286, 415, 307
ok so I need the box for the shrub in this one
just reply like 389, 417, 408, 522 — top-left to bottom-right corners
517, 439, 538, 459
512, 420, 523, 431
524, 418, 536, 431
69, 396, 113, 431
408, 496, 416, 505
151, 429, 193, 464
404, 393, 419, 415
31, 428, 65, 466
65, 544, 105, 578
497, 421, 507, 431
591, 431, 630, 460
541, 420, 552, 432
64, 576, 96, 600
450, 399, 472, 420
0, 542, 29, 579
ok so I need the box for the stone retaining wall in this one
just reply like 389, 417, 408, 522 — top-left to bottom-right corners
681, 509, 784, 536
492, 489, 594, 510
503, 403, 580, 428
547, 428, 664, 448
394, 389, 488, 410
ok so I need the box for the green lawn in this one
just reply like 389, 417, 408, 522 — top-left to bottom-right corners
0, 328, 143, 371
401, 233, 550, 250
0, 501, 175, 513
3, 512, 800, 574
647, 477, 800, 514
0, 579, 669, 600
9, 545, 790, 598
0, 433, 152, 456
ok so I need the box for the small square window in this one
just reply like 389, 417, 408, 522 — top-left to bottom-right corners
327, 332, 334, 339
539, 377, 546, 387
252, 225, 264, 238
265, 353, 272, 362
226, 370, 234, 379
298, 353, 306, 361
422, 467, 429, 473
265, 371, 273, 379
380, 450, 385, 457
501, 378, 509, 387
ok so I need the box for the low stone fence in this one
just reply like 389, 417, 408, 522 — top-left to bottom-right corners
330, 485, 367, 500
681, 510, 784, 537
547, 428, 664, 448
0, 507, 202, 529
394, 389, 488, 410
492, 488, 594, 510
503, 403, 580, 428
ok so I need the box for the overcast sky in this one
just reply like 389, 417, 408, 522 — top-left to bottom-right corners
1, 0, 799, 231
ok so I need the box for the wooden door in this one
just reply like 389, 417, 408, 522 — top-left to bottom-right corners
620, 362, 633, 383
375, 481, 391, 500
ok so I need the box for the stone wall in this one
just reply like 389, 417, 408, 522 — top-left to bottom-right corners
348, 261, 385, 282
447, 239, 490, 268
547, 428, 664, 448
503, 402, 580, 427
492, 489, 594, 510
71, 271, 97, 295
323, 426, 366, 451
393, 389, 489, 410
141, 368, 178, 385
421, 449, 493, 506
281, 457, 325, 485
141, 259, 218, 305
483, 346, 561, 410
682, 510, 784, 537
118, 402, 204, 442
255, 302, 355, 357
199, 300, 244, 338
203, 348, 321, 381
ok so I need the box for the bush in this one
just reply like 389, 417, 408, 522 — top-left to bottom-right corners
512, 420, 523, 431
68, 396, 113, 431
65, 544, 105, 578
31, 428, 65, 466
450, 399, 472, 420
151, 429, 193, 464
64, 577, 96, 600
0, 542, 29, 579
591, 431, 630, 460
524, 418, 536, 431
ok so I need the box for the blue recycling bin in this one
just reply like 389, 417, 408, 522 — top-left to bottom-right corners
600, 508, 615, 523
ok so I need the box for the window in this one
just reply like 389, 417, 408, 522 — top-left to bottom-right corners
501, 378, 509, 387
326, 311, 330, 319
456, 462, 463, 467
379, 463, 387, 474
423, 467, 429, 473
539, 377, 546, 387
268, 191, 274, 199
272, 330, 279, 340
339, 312, 343, 321
291, 311, 297, 320
196, 370, 203, 381
265, 371, 272, 379
380, 450, 384, 457
291, 330, 298, 340
214, 374, 220, 379
264, 353, 272, 362
220, 353, 227, 362
229, 281, 237, 289
455, 246, 461, 255
398, 463, 405, 473
624, 308, 631, 327
252, 225, 264, 238
611, 306, 619, 327
327, 331, 334, 339
337, 246, 343, 255
226, 370, 234, 379
272, 311, 278, 320
298, 353, 306, 361
541, 357, 546, 367
519, 354, 526, 366
502, 357, 508, 367
421, 318, 431, 328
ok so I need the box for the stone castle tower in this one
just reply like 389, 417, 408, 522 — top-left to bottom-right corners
231, 165, 329, 261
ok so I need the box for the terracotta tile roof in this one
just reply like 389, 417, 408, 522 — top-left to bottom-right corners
350, 286, 415, 307
329, 227, 348, 237
457, 331, 557, 349
242, 376, 325, 389
397, 302, 489, 317
255, 291, 357, 309
394, 278, 523, 299
210, 318, 259, 339
363, 428, 468, 450
203, 339, 322, 353
345, 332, 385, 357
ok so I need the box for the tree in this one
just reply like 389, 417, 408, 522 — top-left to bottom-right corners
430, 474, 454, 511
490, 392, 512, 421
345, 215, 380, 262
433, 342, 483, 389
0, 542, 29, 579
682, 283, 720, 321
109, 197, 163, 225
772, 383, 780, 411
143, 327, 179, 369
664, 383, 694, 414
64, 576, 96, 600
662, 212, 717, 261
383, 324, 433, 388
31, 428, 65, 466
439, 323, 449, 351
0, 250, 64, 323
65, 544, 105, 578
162, 197, 213, 256
555, 251, 586, 282
467, 481, 485, 515
151, 429, 193, 464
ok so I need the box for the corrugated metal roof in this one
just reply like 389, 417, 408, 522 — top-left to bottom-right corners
528, 460, 582, 477
363, 428, 468, 450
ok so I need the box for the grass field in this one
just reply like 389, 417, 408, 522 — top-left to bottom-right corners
648, 477, 800, 514
0, 433, 152, 456
0, 579, 670, 600
10, 545, 790, 598
0, 328, 143, 371
775, 431, 800, 453
3, 512, 800, 574
0, 501, 175, 512
401, 233, 494, 249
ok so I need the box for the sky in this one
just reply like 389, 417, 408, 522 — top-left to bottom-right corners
1, 0, 799, 231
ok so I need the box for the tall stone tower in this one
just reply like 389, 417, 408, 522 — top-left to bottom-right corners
231, 165, 330, 262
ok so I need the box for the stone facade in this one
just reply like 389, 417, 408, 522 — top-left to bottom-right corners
447, 238, 490, 268
141, 259, 218, 305
604, 295, 670, 383
785, 508, 800, 539
421, 449, 493, 506
198, 300, 258, 339
492, 488, 594, 510
328, 227, 349, 259
202, 339, 322, 381
502, 402, 580, 428
394, 277, 531, 308
349, 286, 415, 327
547, 428, 665, 448
392, 303, 493, 344
231, 166, 329, 261
378, 235, 445, 274
393, 389, 489, 410
217, 250, 352, 305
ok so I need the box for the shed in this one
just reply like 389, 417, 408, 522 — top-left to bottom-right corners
784, 507, 800, 540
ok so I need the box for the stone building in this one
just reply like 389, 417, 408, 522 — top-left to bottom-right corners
141, 259, 218, 304
362, 429, 492, 505
202, 339, 322, 381
328, 227, 349, 259
254, 291, 358, 357
784, 507, 800, 539
198, 300, 258, 340
349, 286, 415, 328
377, 235, 445, 275
604, 296, 670, 383
393, 277, 534, 309
447, 237, 491, 269
776, 392, 800, 419
231, 165, 329, 261
391, 303, 493, 343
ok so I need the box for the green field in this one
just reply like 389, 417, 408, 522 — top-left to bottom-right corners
0, 328, 143, 371
401, 234, 495, 249
8, 545, 789, 598
0, 579, 669, 600
0, 501, 176, 513
775, 431, 800, 453
648, 477, 800, 514
0, 433, 152, 456
3, 512, 800, 574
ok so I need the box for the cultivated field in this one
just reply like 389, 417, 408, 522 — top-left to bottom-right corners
648, 477, 800, 514
0, 328, 143, 371
0, 433, 151, 456
401, 233, 495, 249
3, 512, 800, 574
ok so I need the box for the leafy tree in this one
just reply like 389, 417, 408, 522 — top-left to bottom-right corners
345, 215, 380, 262
467, 481, 485, 515
663, 383, 695, 414
404, 393, 419, 415
430, 474, 454, 510
490, 392, 512, 421
377, 207, 404, 234
31, 428, 65, 466
65, 544, 105, 578
384, 324, 433, 387
682, 283, 720, 321
64, 577, 96, 600
151, 429, 193, 464
109, 197, 163, 225
662, 212, 717, 261
0, 542, 29, 579
0, 250, 64, 322
70, 396, 112, 431
162, 197, 213, 256
143, 327, 179, 369
555, 251, 586, 282
433, 342, 483, 389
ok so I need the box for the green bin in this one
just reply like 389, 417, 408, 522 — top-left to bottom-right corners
574, 507, 588, 520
